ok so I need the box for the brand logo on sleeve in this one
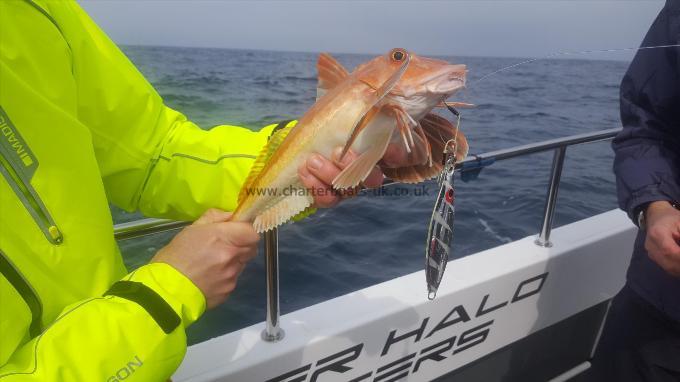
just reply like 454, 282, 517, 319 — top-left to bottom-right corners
106, 355, 143, 381
0, 106, 38, 179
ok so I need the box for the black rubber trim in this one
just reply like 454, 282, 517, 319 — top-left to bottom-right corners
104, 281, 181, 334
271, 119, 294, 137
0, 250, 43, 338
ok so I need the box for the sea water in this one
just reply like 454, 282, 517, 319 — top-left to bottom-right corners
115, 46, 626, 345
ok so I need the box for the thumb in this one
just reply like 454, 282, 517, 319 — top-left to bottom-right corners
194, 208, 233, 225
673, 220, 680, 243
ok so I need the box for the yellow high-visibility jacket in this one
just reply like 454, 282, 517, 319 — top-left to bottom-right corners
0, 0, 281, 380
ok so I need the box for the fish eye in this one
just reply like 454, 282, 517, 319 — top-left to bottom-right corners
392, 50, 405, 61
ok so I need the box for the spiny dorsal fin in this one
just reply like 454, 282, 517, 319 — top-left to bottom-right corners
317, 52, 349, 99
291, 206, 317, 222
237, 122, 296, 205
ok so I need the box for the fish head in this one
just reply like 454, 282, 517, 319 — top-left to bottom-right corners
388, 52, 467, 119
353, 48, 415, 92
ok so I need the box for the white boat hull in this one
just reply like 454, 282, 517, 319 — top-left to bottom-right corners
175, 209, 635, 382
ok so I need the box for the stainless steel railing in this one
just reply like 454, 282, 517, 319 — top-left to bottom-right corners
451, 127, 619, 246
536, 147, 567, 247
261, 229, 284, 342
113, 127, 621, 340
114, 218, 189, 241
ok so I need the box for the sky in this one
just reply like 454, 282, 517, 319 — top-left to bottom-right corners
79, 1, 665, 61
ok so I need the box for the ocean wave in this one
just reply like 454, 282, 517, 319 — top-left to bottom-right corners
118, 46, 627, 344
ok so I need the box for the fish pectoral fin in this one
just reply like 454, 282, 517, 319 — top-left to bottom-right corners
253, 192, 314, 233
237, 122, 296, 205
382, 163, 443, 184
317, 52, 350, 100
420, 112, 468, 163
332, 125, 393, 189
337, 55, 410, 166
338, 104, 382, 162
381, 113, 469, 184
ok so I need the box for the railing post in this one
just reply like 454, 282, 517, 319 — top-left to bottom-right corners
535, 147, 567, 247
261, 228, 285, 342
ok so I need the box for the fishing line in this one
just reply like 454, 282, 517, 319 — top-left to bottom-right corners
392, 45, 680, 188
444, 44, 680, 109
471, 44, 680, 85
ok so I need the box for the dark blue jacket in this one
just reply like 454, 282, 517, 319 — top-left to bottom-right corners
612, 0, 680, 322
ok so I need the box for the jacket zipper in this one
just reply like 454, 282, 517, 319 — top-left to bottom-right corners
0, 153, 63, 244
0, 249, 43, 338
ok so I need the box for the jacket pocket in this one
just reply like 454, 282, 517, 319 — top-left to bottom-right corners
0, 107, 62, 245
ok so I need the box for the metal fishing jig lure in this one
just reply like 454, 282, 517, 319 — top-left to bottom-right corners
425, 105, 461, 300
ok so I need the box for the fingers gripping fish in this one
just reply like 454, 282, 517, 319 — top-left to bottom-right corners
232, 48, 468, 233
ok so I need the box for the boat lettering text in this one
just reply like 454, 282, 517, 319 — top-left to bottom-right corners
266, 272, 548, 382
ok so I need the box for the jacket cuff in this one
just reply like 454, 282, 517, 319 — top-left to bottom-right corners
127, 262, 206, 329
623, 182, 678, 221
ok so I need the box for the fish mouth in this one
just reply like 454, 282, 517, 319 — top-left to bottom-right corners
392, 64, 467, 98
428, 76, 465, 94
425, 65, 467, 95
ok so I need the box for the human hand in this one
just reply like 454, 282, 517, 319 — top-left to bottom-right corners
151, 208, 260, 309
298, 147, 384, 208
380, 136, 429, 168
644, 201, 680, 277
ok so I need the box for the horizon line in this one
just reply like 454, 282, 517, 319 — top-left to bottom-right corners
118, 42, 632, 63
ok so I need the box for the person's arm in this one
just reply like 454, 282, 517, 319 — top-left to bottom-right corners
0, 207, 256, 381
57, 1, 391, 219
612, 0, 680, 275
0, 262, 204, 381
51, 1, 275, 221
612, 0, 680, 220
